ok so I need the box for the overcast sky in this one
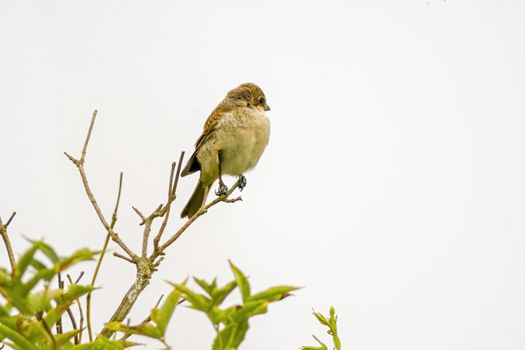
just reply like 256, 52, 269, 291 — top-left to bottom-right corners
1, 1, 524, 349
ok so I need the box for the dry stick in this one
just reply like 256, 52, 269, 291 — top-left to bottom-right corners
141, 156, 182, 258
0, 212, 17, 276
4, 212, 16, 228
86, 172, 124, 341
64, 110, 137, 261
154, 152, 185, 253
56, 274, 65, 335
67, 274, 85, 344
131, 206, 146, 224
113, 252, 134, 263
150, 179, 242, 261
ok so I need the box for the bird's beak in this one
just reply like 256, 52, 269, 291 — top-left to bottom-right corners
264, 103, 271, 111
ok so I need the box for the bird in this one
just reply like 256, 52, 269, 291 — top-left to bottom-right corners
180, 82, 271, 218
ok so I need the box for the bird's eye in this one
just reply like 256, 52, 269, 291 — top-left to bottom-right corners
258, 97, 265, 104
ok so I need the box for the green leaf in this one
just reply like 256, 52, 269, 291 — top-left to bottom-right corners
55, 329, 81, 346
0, 268, 11, 286
61, 284, 96, 303
212, 323, 236, 350
32, 240, 60, 263
17, 268, 56, 296
0, 323, 36, 350
247, 285, 300, 303
44, 301, 73, 326
300, 334, 328, 350
28, 258, 47, 271
173, 283, 211, 312
151, 279, 186, 335
27, 288, 62, 313
230, 301, 267, 322
69, 336, 138, 349
57, 248, 98, 271
231, 319, 249, 348
312, 309, 329, 326
212, 280, 237, 306
193, 277, 215, 296
106, 321, 162, 339
228, 260, 250, 302
15, 244, 39, 279
0, 303, 9, 317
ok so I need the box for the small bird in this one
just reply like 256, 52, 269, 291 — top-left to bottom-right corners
180, 82, 271, 218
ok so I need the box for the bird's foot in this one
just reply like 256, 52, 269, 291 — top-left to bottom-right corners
215, 181, 228, 196
238, 175, 247, 191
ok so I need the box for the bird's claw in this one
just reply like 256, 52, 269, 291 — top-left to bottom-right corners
238, 175, 247, 191
215, 182, 228, 196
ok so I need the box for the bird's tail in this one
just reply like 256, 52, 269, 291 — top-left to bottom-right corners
181, 180, 209, 218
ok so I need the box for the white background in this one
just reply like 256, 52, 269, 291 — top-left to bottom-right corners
1, 1, 524, 349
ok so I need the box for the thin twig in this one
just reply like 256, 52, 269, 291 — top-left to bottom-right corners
86, 172, 124, 342
132, 206, 146, 224
0, 214, 17, 276
113, 252, 134, 264
4, 212, 16, 228
80, 110, 98, 163
150, 179, 242, 261
75, 271, 85, 284
56, 274, 64, 335
154, 152, 185, 252
64, 111, 137, 261
66, 274, 84, 344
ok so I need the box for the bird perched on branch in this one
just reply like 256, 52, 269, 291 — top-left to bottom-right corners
180, 82, 271, 218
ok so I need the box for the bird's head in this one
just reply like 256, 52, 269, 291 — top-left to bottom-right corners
226, 82, 270, 112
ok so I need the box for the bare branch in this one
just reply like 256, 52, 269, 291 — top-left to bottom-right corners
87, 171, 124, 341
132, 206, 146, 224
172, 151, 185, 195
0, 214, 17, 276
80, 110, 98, 163
56, 273, 64, 335
67, 274, 85, 344
113, 252, 134, 264
65, 111, 137, 261
154, 152, 185, 252
74, 271, 85, 284
151, 179, 242, 261
5, 212, 16, 228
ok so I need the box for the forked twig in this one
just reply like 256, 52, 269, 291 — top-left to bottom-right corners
64, 110, 137, 261
150, 179, 242, 261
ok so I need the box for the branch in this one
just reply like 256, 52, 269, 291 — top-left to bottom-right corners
0, 212, 17, 276
64, 110, 137, 261
113, 252, 134, 263
4, 212, 16, 228
153, 152, 185, 253
150, 179, 242, 261
67, 273, 85, 344
86, 171, 124, 341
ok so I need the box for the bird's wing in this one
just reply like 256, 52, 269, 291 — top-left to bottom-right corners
181, 102, 230, 177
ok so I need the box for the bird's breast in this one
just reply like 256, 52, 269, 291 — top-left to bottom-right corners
215, 109, 270, 175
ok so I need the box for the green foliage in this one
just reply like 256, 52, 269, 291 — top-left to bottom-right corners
1, 241, 336, 350
0, 241, 97, 349
108, 261, 299, 350
301, 306, 341, 350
